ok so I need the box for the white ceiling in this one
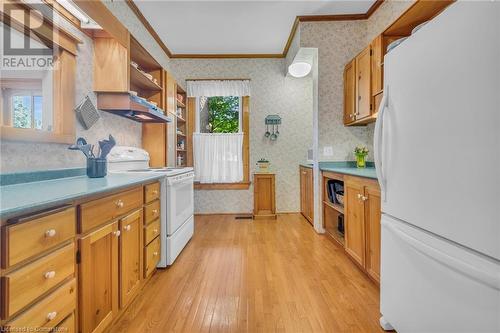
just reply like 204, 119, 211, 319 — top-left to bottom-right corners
134, 1, 375, 55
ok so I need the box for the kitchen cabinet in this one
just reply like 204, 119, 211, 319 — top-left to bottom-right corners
300, 166, 314, 224
119, 209, 143, 308
79, 221, 119, 333
355, 45, 373, 121
342, 1, 454, 126
344, 176, 381, 284
364, 184, 381, 283
344, 179, 366, 267
253, 173, 276, 219
343, 60, 356, 125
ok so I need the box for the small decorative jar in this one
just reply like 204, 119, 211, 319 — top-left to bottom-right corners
354, 146, 369, 168
256, 158, 270, 173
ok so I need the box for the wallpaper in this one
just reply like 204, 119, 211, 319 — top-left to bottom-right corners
0, 2, 170, 173
299, 0, 414, 162
169, 59, 313, 214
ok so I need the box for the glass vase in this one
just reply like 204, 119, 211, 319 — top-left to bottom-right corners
356, 154, 366, 168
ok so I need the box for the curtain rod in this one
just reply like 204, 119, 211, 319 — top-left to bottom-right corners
185, 78, 251, 81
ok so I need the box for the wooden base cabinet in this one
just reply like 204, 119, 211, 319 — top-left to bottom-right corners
253, 173, 276, 219
344, 176, 381, 284
299, 166, 314, 224
119, 209, 143, 308
79, 221, 119, 333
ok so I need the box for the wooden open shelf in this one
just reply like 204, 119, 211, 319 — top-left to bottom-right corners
323, 200, 344, 214
130, 66, 162, 91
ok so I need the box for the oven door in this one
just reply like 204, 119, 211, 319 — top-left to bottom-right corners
166, 172, 194, 235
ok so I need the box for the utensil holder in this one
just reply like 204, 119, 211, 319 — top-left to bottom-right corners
87, 158, 107, 178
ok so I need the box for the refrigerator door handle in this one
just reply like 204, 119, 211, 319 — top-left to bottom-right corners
374, 86, 389, 201
383, 219, 500, 291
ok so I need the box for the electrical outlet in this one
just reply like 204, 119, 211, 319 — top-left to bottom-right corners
323, 146, 333, 156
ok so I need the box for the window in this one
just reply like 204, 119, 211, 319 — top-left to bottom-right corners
198, 96, 241, 133
11, 92, 46, 130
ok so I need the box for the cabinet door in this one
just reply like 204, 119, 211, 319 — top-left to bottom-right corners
371, 35, 383, 97
343, 60, 356, 125
355, 45, 372, 120
79, 222, 119, 333
344, 180, 365, 267
300, 167, 307, 219
253, 174, 276, 217
364, 184, 381, 283
119, 209, 143, 308
306, 168, 314, 223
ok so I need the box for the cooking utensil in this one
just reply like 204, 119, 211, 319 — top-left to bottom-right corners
270, 125, 277, 141
265, 124, 270, 137
68, 144, 92, 158
76, 137, 87, 146
98, 134, 116, 159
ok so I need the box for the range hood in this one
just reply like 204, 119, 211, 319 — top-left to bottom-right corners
97, 93, 172, 123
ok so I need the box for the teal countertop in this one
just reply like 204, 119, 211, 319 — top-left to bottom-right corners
0, 173, 164, 220
300, 161, 377, 179
321, 161, 376, 179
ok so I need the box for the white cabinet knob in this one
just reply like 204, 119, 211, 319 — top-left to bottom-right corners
153, 209, 159, 215
153, 190, 158, 195
113, 230, 121, 237
361, 195, 368, 201
153, 229, 158, 234
44, 271, 56, 279
46, 311, 57, 321
115, 200, 124, 208
45, 229, 56, 238
124, 225, 131, 231
357, 193, 362, 199
153, 251, 158, 256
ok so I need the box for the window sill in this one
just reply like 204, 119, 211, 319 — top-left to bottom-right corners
1, 127, 74, 144
194, 182, 251, 190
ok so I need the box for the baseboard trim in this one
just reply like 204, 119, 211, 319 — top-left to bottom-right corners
194, 212, 301, 216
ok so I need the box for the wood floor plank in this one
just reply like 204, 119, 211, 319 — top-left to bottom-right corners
110, 214, 383, 333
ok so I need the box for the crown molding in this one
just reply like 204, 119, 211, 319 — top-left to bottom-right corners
126, 0, 385, 60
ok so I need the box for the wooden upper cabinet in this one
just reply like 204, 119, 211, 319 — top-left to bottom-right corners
343, 60, 356, 125
93, 37, 129, 93
344, 179, 366, 267
119, 209, 143, 308
166, 71, 177, 115
364, 184, 381, 283
79, 221, 119, 333
355, 45, 372, 121
371, 35, 384, 97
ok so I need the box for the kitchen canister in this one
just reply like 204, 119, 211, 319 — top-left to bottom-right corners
87, 157, 107, 178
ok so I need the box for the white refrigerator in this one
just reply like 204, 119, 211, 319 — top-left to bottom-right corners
374, 2, 500, 332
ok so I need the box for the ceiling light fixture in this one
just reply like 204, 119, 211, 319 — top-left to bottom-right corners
288, 48, 314, 78
55, 0, 90, 24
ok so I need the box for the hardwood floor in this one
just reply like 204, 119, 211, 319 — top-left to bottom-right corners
111, 214, 383, 332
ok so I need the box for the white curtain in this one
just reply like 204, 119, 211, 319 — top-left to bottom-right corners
193, 133, 244, 183
187, 80, 250, 97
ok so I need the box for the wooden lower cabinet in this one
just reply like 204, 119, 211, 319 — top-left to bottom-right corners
299, 166, 314, 224
253, 173, 276, 219
344, 179, 366, 267
344, 176, 381, 284
79, 221, 119, 333
119, 209, 143, 308
364, 184, 381, 283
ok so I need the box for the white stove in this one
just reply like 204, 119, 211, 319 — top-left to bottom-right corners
108, 146, 194, 267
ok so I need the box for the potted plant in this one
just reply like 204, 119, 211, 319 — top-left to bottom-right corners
256, 158, 270, 172
354, 146, 369, 168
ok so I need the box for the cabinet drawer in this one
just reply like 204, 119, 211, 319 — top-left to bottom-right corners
144, 200, 160, 225
80, 187, 142, 233
54, 312, 75, 333
144, 236, 160, 278
144, 218, 160, 245
144, 182, 160, 203
5, 278, 76, 331
2, 207, 75, 268
2, 243, 75, 319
